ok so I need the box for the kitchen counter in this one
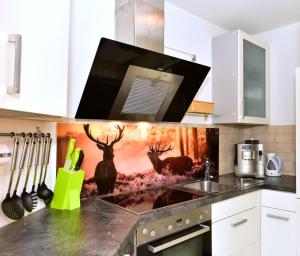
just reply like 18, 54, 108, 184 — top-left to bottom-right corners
137, 174, 296, 223
0, 198, 138, 256
0, 174, 296, 256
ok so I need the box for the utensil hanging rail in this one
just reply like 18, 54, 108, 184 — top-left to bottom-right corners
0, 132, 50, 138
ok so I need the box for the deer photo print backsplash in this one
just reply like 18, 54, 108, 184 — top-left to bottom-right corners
57, 122, 219, 197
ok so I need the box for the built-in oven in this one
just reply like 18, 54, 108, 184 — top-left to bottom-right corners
136, 205, 211, 256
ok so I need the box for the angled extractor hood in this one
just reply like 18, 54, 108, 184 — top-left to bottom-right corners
75, 38, 210, 122
75, 0, 210, 122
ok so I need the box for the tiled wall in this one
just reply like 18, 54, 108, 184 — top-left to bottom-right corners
218, 125, 240, 174
199, 124, 296, 176
239, 125, 296, 175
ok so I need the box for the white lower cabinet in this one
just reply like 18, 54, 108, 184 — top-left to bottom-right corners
212, 192, 260, 256
212, 190, 297, 256
261, 191, 296, 256
212, 207, 260, 256
235, 242, 260, 256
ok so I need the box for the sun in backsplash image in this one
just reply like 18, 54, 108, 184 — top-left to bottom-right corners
57, 123, 219, 197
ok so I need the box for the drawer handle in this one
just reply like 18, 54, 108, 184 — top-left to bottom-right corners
231, 218, 248, 228
7, 34, 21, 94
266, 214, 289, 222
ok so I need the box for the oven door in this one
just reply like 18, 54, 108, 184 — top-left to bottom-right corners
137, 223, 211, 256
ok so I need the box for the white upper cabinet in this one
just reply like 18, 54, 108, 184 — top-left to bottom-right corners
67, 0, 115, 118
0, 0, 70, 117
212, 30, 269, 124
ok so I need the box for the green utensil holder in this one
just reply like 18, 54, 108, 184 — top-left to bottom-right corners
51, 168, 85, 210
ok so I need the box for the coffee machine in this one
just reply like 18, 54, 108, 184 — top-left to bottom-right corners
235, 139, 265, 178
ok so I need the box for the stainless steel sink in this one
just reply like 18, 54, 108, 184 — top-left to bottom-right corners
183, 180, 234, 193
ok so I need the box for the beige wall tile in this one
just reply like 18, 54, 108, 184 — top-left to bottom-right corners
208, 124, 295, 176
275, 134, 295, 143
282, 161, 296, 173
279, 152, 296, 163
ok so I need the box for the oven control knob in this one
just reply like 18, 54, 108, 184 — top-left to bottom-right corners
185, 219, 190, 225
142, 228, 148, 235
150, 231, 156, 237
199, 215, 204, 220
204, 209, 208, 214
168, 225, 173, 231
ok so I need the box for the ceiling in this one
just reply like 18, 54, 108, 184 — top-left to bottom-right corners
168, 0, 300, 34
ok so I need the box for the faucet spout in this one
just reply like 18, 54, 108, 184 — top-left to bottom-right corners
204, 158, 210, 181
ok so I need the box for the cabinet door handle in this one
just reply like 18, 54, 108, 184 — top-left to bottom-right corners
266, 214, 289, 222
7, 34, 21, 94
231, 218, 248, 228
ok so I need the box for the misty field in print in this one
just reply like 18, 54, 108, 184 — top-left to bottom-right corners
57, 122, 219, 197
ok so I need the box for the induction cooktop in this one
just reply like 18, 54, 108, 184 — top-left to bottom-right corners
100, 187, 206, 214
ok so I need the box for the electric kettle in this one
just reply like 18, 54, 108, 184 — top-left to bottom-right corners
265, 153, 282, 177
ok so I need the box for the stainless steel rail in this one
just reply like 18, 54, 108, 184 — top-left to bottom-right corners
0, 132, 50, 138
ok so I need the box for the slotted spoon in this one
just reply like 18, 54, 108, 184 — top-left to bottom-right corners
10, 136, 30, 219
21, 137, 36, 212
1, 137, 21, 220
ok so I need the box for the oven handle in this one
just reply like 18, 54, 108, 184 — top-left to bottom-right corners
147, 224, 210, 253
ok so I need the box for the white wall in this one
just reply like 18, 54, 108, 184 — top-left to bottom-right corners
164, 2, 227, 124
0, 118, 56, 228
255, 22, 300, 125
67, 0, 115, 117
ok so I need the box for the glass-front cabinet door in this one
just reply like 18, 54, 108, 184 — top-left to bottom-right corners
240, 33, 269, 123
212, 30, 269, 124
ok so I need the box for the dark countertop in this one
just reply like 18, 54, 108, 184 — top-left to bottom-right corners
0, 198, 138, 256
138, 174, 296, 223
0, 174, 296, 256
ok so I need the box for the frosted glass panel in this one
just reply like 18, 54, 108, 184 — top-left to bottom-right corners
243, 39, 266, 118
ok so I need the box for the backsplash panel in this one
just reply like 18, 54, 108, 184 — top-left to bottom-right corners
57, 122, 219, 197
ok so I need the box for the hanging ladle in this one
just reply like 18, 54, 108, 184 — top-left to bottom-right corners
42, 137, 54, 206
36, 137, 47, 198
37, 137, 53, 201
21, 136, 36, 212
1, 137, 22, 220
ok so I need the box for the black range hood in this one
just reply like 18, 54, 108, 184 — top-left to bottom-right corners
75, 38, 210, 122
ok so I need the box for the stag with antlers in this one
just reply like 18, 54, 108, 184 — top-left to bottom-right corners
83, 124, 125, 195
147, 145, 193, 175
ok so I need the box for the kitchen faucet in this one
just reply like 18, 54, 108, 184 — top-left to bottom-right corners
204, 158, 210, 181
